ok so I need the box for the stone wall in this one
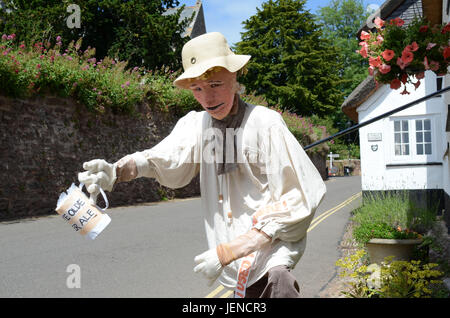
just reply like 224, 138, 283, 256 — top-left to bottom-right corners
0, 95, 327, 220
0, 95, 200, 220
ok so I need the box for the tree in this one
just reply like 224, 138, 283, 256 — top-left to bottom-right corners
0, 0, 192, 70
235, 0, 345, 117
316, 0, 370, 98
315, 0, 370, 154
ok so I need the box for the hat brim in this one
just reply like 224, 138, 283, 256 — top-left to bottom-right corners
173, 54, 251, 89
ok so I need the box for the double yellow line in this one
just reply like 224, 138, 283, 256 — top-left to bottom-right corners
204, 192, 362, 298
307, 192, 361, 232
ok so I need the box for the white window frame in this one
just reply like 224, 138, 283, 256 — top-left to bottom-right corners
386, 114, 439, 164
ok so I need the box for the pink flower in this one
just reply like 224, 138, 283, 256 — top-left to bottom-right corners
401, 50, 414, 64
125, 81, 130, 86
36, 64, 41, 69
56, 36, 61, 42
369, 56, 382, 67
360, 31, 370, 40
397, 57, 408, 70
426, 43, 436, 50
382, 49, 395, 61
390, 78, 402, 90
1, 34, 6, 41
378, 64, 391, 74
368, 65, 375, 76
376, 35, 384, 44
405, 42, 419, 52
358, 42, 368, 58
374, 17, 385, 28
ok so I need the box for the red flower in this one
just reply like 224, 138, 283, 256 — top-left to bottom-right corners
405, 42, 419, 52
360, 30, 370, 40
429, 61, 439, 71
413, 80, 421, 90
391, 17, 405, 26
443, 46, 450, 59
368, 66, 375, 76
443, 23, 450, 33
382, 49, 395, 61
390, 78, 402, 90
378, 64, 391, 74
415, 72, 425, 79
401, 50, 414, 64
397, 57, 408, 70
369, 56, 382, 67
419, 25, 429, 33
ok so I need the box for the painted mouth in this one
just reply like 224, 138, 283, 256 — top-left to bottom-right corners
207, 103, 224, 111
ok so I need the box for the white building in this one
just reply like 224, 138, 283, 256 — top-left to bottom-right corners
341, 0, 449, 232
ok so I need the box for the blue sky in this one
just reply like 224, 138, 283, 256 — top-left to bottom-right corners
179, 0, 386, 46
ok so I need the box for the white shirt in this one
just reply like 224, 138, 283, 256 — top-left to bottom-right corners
131, 103, 326, 288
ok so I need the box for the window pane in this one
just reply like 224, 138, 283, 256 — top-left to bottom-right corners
395, 133, 401, 143
424, 119, 431, 131
417, 144, 423, 155
416, 132, 423, 142
425, 143, 432, 154
395, 145, 401, 155
424, 132, 431, 142
404, 144, 410, 155
402, 133, 409, 142
394, 121, 400, 131
402, 120, 408, 131
415, 120, 422, 131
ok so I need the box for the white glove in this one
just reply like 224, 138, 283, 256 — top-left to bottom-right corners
193, 248, 223, 286
78, 159, 117, 204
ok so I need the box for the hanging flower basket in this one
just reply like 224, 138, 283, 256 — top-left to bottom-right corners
357, 16, 450, 95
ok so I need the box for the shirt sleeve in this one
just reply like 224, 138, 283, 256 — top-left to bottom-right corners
128, 111, 202, 189
252, 114, 327, 242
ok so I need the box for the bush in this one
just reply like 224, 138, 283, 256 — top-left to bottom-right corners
336, 249, 446, 298
351, 192, 437, 245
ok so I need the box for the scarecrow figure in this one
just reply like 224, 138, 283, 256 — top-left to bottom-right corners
78, 32, 326, 298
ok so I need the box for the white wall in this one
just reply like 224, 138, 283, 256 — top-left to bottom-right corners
443, 0, 450, 198
357, 71, 447, 192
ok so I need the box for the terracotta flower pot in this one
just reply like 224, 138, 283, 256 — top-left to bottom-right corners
366, 238, 423, 264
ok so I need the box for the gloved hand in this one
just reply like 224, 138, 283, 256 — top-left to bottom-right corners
193, 248, 223, 286
78, 159, 117, 204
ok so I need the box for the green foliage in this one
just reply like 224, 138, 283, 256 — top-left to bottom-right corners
235, 0, 345, 117
336, 250, 445, 298
316, 0, 370, 98
351, 192, 437, 245
0, 0, 190, 71
353, 221, 420, 245
0, 34, 203, 116
144, 66, 203, 117
241, 91, 330, 155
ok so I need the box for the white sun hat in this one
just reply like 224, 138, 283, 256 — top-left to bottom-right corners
173, 32, 251, 89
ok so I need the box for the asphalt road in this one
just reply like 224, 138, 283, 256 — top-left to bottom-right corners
0, 176, 361, 298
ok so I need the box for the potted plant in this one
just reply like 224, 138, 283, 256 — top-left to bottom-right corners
357, 16, 450, 94
351, 192, 436, 264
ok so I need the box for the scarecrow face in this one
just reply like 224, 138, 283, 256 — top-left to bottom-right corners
188, 68, 238, 120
